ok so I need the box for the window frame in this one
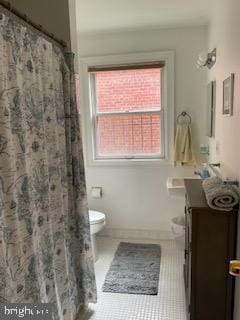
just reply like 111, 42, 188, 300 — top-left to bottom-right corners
79, 51, 175, 167
89, 68, 165, 160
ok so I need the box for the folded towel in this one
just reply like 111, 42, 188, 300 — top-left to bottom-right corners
202, 177, 240, 211
202, 176, 222, 189
174, 124, 195, 166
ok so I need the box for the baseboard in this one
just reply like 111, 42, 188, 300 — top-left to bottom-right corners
99, 227, 174, 240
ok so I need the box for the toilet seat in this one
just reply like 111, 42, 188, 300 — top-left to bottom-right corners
89, 210, 106, 225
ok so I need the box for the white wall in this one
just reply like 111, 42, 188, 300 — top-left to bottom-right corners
8, 0, 71, 45
208, 1, 240, 318
68, 0, 79, 65
6, 0, 79, 61
79, 26, 208, 234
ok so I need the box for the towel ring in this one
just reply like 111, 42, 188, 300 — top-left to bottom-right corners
177, 111, 191, 124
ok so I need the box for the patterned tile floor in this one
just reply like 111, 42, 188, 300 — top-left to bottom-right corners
81, 237, 186, 320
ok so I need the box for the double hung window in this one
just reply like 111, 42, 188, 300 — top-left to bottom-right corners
89, 63, 165, 160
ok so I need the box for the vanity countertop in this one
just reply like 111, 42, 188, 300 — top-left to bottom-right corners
184, 178, 239, 211
184, 178, 209, 210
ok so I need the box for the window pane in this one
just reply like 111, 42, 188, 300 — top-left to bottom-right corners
97, 113, 161, 157
95, 68, 161, 113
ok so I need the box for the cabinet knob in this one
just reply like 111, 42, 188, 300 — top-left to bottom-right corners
229, 260, 240, 277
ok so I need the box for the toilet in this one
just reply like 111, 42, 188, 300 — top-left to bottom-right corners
89, 210, 106, 262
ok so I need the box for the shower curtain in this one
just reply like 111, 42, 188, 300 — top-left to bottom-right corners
0, 12, 96, 320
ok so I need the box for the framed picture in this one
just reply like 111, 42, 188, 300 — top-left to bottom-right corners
223, 74, 234, 115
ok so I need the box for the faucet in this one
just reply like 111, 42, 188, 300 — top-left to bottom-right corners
194, 171, 202, 178
194, 164, 210, 179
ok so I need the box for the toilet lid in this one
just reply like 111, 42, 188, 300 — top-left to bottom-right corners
89, 210, 106, 225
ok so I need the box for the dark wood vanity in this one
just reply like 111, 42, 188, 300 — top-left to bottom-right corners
184, 179, 238, 320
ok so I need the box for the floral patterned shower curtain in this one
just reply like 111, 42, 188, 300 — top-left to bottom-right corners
0, 12, 96, 319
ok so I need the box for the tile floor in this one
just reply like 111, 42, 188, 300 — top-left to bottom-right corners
81, 237, 186, 320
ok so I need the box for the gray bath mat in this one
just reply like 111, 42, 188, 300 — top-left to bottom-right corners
102, 242, 161, 295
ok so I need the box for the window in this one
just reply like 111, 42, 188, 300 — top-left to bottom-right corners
89, 63, 165, 160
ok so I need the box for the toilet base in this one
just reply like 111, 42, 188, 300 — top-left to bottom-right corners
91, 234, 99, 262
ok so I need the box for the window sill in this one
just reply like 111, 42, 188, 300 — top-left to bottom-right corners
86, 157, 173, 168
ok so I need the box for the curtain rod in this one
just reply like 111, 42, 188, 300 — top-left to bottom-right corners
0, 0, 68, 49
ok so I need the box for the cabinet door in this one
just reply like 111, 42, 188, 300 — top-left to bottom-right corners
184, 206, 189, 289
185, 206, 192, 319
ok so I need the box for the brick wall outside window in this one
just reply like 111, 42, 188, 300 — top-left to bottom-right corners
93, 68, 162, 157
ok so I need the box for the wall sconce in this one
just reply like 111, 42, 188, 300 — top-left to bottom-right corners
197, 48, 216, 69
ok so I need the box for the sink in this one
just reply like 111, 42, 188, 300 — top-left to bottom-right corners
167, 176, 200, 197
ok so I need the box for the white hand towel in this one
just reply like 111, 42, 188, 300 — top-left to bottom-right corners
174, 123, 195, 166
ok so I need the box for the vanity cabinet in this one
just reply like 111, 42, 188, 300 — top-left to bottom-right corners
184, 179, 238, 320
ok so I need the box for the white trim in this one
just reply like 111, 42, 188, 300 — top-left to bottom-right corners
78, 23, 209, 37
98, 227, 174, 240
94, 110, 161, 116
79, 51, 175, 167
